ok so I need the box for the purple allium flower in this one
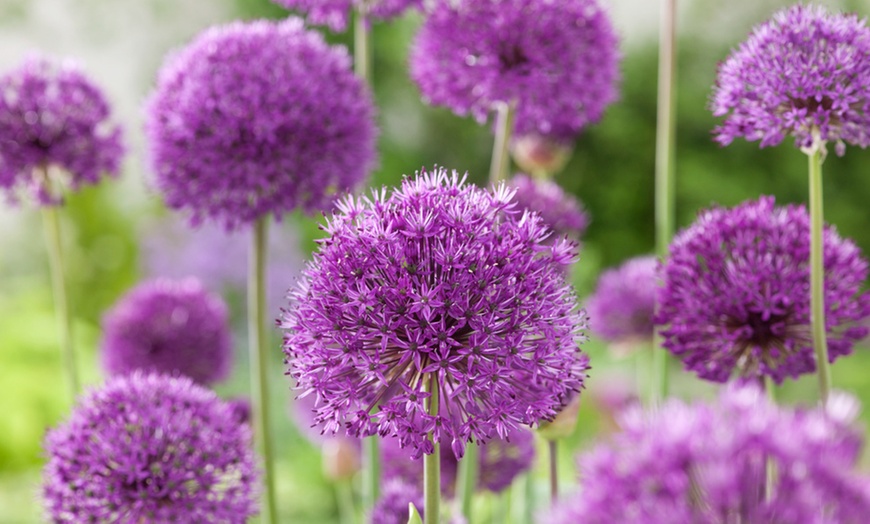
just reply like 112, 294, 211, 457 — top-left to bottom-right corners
145, 18, 377, 230
0, 54, 123, 205
371, 480, 424, 524
712, 4, 870, 155
42, 372, 258, 523
290, 390, 362, 480
508, 174, 588, 241
282, 168, 589, 459
541, 384, 870, 524
656, 196, 870, 384
410, 0, 620, 141
100, 277, 233, 386
227, 397, 252, 425
586, 255, 658, 346
381, 427, 535, 495
271, 0, 422, 32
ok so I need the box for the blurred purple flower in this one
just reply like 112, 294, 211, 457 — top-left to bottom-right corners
283, 168, 589, 459
508, 174, 588, 241
542, 384, 870, 523
371, 480, 424, 524
586, 255, 658, 346
145, 18, 377, 230
410, 0, 620, 141
42, 372, 258, 523
139, 216, 306, 315
0, 53, 123, 205
100, 277, 233, 386
271, 0, 422, 32
227, 396, 252, 425
656, 197, 870, 384
712, 4, 870, 155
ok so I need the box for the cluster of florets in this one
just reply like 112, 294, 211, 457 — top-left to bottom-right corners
656, 196, 870, 384
42, 373, 258, 523
145, 18, 377, 230
712, 4, 870, 155
508, 174, 588, 240
283, 168, 589, 459
543, 384, 870, 523
271, 0, 421, 32
0, 54, 123, 205
100, 277, 233, 386
586, 255, 658, 346
410, 0, 620, 141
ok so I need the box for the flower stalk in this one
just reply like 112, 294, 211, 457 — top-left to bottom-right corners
489, 101, 516, 183
41, 171, 79, 401
548, 440, 559, 503
354, 6, 370, 81
808, 147, 831, 405
423, 377, 441, 524
249, 216, 278, 524
457, 441, 478, 520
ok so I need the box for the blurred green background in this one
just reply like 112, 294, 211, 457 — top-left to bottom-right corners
3, 0, 870, 522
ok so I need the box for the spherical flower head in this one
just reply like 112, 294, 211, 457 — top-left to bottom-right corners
712, 4, 870, 155
42, 372, 258, 523
478, 426, 535, 492
508, 174, 588, 241
410, 0, 620, 141
656, 196, 870, 384
0, 53, 123, 206
270, 0, 422, 32
586, 255, 658, 346
542, 384, 870, 524
145, 18, 377, 230
100, 277, 233, 386
371, 480, 424, 524
283, 168, 589, 459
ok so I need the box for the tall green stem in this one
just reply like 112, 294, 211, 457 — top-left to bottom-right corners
808, 149, 831, 405
489, 101, 516, 183
652, 0, 678, 405
363, 435, 380, 514
249, 217, 277, 523
41, 177, 79, 400
354, 7, 370, 81
423, 377, 441, 524
457, 441, 478, 520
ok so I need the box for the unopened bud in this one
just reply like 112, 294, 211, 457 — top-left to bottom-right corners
511, 134, 573, 178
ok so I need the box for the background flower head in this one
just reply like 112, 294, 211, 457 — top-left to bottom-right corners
145, 18, 377, 230
100, 277, 233, 386
586, 255, 658, 347
0, 53, 123, 205
282, 168, 589, 458
371, 480, 424, 524
712, 4, 870, 155
542, 384, 870, 523
410, 0, 620, 142
42, 372, 258, 523
656, 196, 870, 384
508, 173, 589, 241
270, 0, 422, 32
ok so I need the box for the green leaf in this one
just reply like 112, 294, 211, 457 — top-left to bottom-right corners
407, 502, 423, 524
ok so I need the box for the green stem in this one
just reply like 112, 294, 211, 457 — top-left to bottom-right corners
354, 7, 370, 82
489, 101, 516, 183
41, 182, 79, 400
548, 440, 558, 503
518, 472, 534, 524
363, 435, 380, 514
423, 377, 441, 524
808, 149, 831, 405
762, 376, 776, 502
249, 217, 277, 524
456, 441, 478, 521
652, 0, 678, 405
336, 479, 356, 524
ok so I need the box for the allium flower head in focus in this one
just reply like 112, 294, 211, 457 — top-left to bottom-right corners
542, 384, 870, 523
410, 0, 620, 141
0, 54, 123, 205
586, 255, 658, 348
146, 18, 377, 230
282, 168, 589, 459
712, 4, 870, 155
656, 196, 870, 384
42, 372, 258, 523
100, 277, 233, 386
508, 174, 588, 241
271, 0, 422, 32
